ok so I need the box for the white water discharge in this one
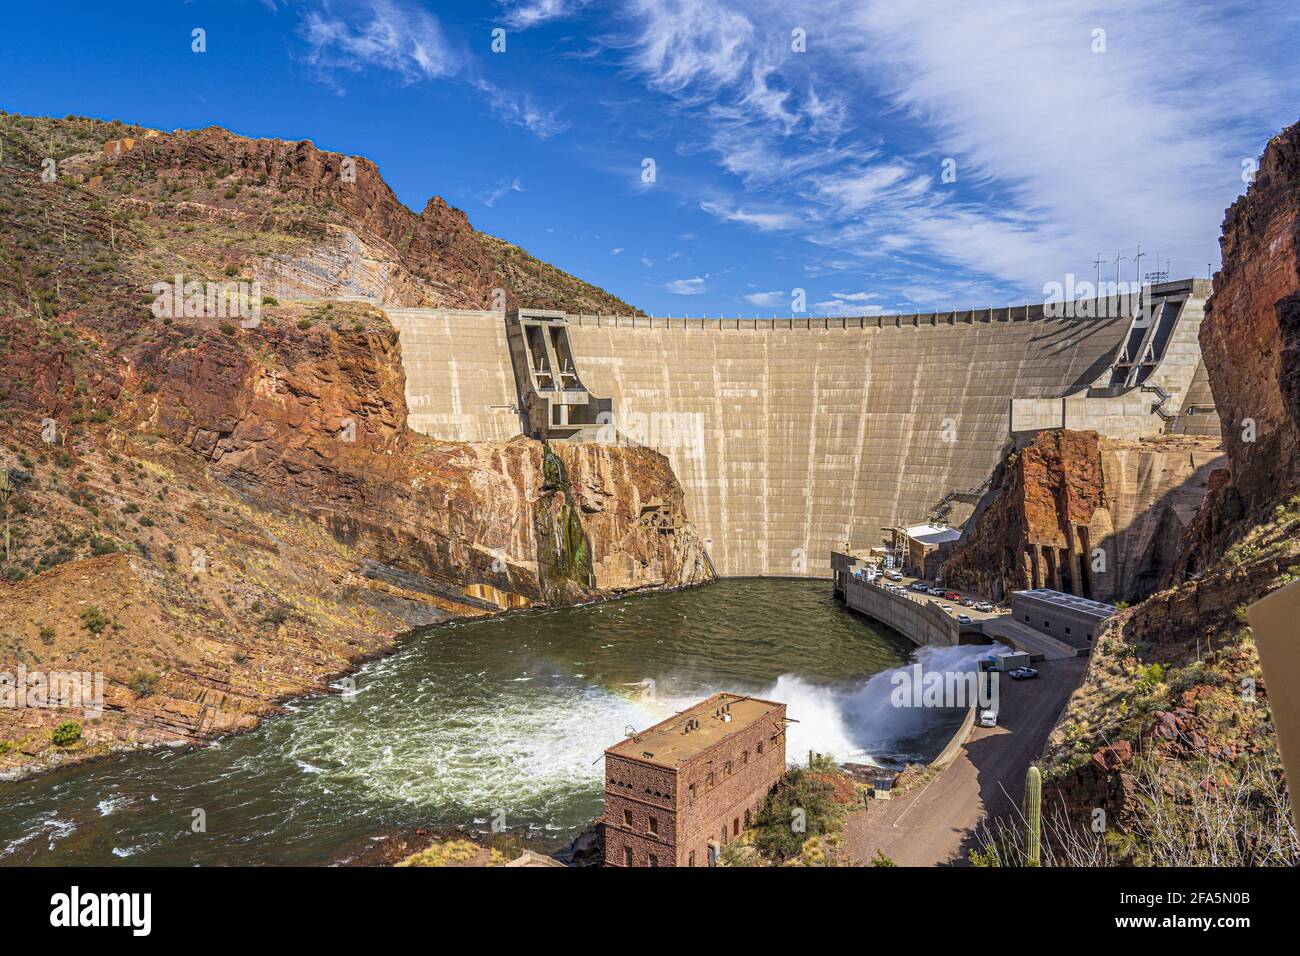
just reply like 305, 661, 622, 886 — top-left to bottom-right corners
275, 641, 1006, 821
760, 642, 1008, 766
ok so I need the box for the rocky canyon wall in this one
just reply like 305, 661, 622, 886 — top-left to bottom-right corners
1033, 122, 1300, 865
1181, 121, 1300, 572
139, 307, 711, 607
941, 430, 1223, 604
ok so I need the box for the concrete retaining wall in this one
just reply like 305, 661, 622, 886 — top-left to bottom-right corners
929, 704, 977, 770
843, 577, 959, 647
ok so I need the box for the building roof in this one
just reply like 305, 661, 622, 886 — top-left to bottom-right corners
902, 524, 962, 546
1012, 588, 1118, 620
605, 692, 785, 770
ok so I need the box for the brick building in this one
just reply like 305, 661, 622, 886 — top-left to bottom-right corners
603, 692, 788, 867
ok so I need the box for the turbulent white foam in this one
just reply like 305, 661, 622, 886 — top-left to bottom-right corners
271, 643, 1004, 816
278, 681, 696, 815
758, 643, 1008, 766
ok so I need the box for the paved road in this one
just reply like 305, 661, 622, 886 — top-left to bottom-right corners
845, 655, 1087, 866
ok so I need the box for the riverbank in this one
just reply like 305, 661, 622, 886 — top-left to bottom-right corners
0, 579, 927, 865
0, 542, 708, 783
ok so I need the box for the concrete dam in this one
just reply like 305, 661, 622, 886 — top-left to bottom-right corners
386, 279, 1219, 578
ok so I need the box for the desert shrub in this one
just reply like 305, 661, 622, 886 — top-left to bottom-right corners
128, 671, 160, 698
260, 603, 294, 627
51, 721, 81, 746
751, 767, 844, 863
79, 606, 110, 634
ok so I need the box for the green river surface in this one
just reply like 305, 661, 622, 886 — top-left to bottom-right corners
0, 579, 981, 866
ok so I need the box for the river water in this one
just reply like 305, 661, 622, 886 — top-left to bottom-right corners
0, 579, 976, 866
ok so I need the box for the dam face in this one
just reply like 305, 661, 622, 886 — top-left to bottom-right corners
387, 280, 1216, 578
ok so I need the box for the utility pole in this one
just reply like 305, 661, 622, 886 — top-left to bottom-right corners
1133, 245, 1146, 286
1113, 252, 1125, 298
1093, 252, 1104, 293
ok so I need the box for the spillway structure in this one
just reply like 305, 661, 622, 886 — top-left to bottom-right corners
386, 279, 1218, 578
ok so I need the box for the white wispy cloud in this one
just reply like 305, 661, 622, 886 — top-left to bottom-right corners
300, 0, 459, 88
295, 1, 566, 140
482, 177, 524, 207
813, 290, 883, 316
498, 0, 590, 29
665, 276, 708, 294
472, 79, 569, 139
613, 0, 1300, 296
745, 290, 785, 307
699, 199, 798, 232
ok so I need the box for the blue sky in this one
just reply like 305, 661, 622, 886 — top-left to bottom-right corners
2, 0, 1298, 316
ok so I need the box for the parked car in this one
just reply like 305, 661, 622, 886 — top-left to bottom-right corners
956, 613, 972, 625
960, 598, 975, 607
887, 571, 903, 581
912, 582, 928, 592
1010, 667, 1039, 680
928, 587, 945, 596
978, 708, 999, 728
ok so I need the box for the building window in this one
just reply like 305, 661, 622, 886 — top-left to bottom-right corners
742, 750, 749, 766
649, 816, 658, 835
706, 771, 714, 787
688, 783, 696, 802
623, 808, 633, 827
724, 761, 732, 777
1065, 626, 1071, 634
1024, 614, 1030, 622
733, 817, 740, 836
1044, 620, 1050, 628
624, 846, 633, 866
688, 851, 695, 867
649, 853, 658, 867
757, 741, 764, 755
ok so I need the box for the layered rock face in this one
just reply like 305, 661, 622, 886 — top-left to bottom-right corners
0, 114, 698, 777
111, 127, 640, 315
139, 311, 711, 606
1185, 122, 1300, 569
941, 431, 1223, 604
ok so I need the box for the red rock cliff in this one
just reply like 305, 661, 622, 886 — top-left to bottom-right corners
1184, 121, 1300, 569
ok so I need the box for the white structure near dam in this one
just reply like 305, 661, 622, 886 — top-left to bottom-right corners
386, 279, 1218, 579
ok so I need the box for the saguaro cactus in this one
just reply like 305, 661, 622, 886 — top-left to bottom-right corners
1025, 764, 1042, 866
